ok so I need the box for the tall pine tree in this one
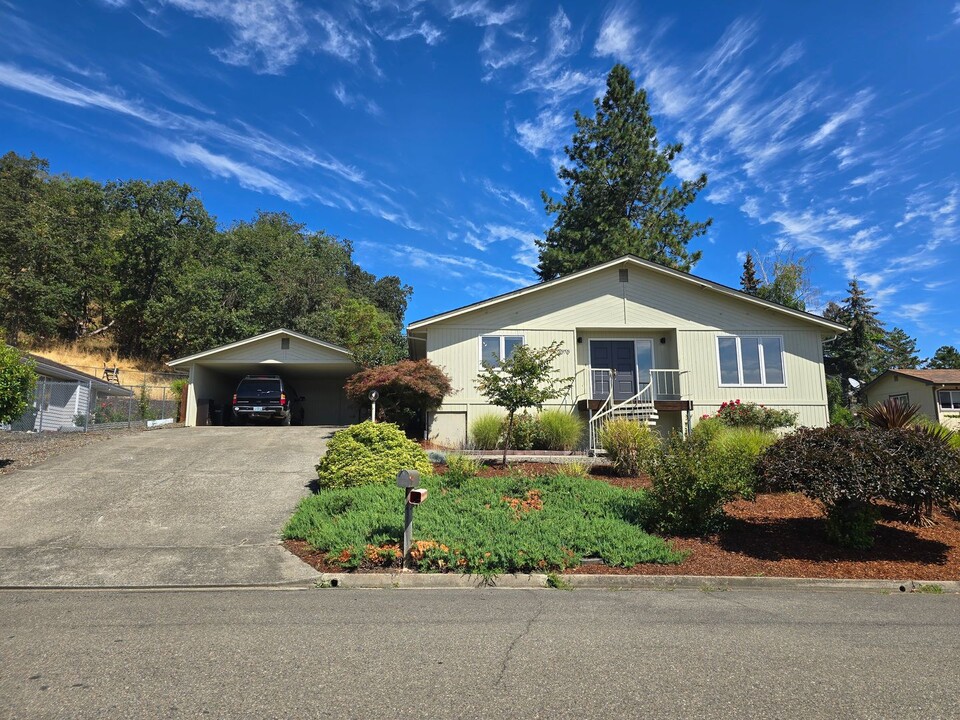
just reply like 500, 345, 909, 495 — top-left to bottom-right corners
536, 64, 711, 280
876, 327, 920, 373
740, 253, 760, 295
823, 280, 885, 389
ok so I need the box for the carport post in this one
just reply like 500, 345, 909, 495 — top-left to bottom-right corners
85, 381, 91, 432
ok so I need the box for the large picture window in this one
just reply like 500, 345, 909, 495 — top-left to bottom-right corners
717, 336, 786, 387
480, 335, 523, 367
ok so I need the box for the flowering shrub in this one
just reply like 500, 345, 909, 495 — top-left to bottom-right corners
712, 399, 797, 431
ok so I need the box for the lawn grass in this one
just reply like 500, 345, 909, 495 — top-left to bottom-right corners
283, 472, 685, 575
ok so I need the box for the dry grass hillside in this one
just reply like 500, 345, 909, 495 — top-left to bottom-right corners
28, 338, 186, 394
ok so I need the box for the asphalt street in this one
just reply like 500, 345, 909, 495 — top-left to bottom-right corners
2, 587, 958, 719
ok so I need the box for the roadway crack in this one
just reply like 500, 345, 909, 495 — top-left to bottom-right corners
494, 590, 546, 689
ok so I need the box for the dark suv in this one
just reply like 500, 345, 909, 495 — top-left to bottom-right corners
231, 375, 305, 426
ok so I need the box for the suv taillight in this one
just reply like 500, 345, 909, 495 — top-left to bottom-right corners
280, 393, 286, 406
232, 394, 237, 404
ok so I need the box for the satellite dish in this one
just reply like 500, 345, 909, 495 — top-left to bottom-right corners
848, 378, 861, 389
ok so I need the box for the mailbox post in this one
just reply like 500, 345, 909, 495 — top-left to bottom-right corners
396, 469, 427, 569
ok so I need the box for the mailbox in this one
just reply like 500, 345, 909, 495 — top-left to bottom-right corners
408, 488, 428, 505
396, 469, 421, 489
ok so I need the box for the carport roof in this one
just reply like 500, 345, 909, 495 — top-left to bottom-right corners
166, 328, 354, 367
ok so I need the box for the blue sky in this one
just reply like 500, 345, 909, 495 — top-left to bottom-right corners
1, 1, 959, 356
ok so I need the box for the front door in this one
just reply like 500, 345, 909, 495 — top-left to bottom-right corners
591, 341, 636, 401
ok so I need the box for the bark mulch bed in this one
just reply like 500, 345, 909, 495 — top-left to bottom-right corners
289, 461, 960, 581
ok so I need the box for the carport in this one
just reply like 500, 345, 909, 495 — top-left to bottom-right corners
168, 328, 360, 426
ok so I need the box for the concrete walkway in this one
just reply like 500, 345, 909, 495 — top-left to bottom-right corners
0, 427, 333, 587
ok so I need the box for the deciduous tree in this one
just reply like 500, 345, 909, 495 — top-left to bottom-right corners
475, 342, 572, 465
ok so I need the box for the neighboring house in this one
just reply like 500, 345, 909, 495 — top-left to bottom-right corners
862, 369, 960, 431
4, 352, 133, 432
407, 255, 847, 449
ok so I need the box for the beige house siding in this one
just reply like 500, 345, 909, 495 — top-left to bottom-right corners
419, 263, 837, 447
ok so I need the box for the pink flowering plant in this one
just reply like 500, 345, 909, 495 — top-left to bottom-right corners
713, 399, 797, 431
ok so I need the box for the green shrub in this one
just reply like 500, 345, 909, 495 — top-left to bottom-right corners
558, 460, 590, 478
706, 427, 777, 500
713, 400, 797, 431
443, 453, 483, 487
691, 417, 724, 443
469, 413, 503, 450
315, 421, 432, 489
506, 411, 538, 451
830, 406, 858, 427
598, 419, 661, 477
648, 433, 735, 536
535, 409, 584, 451
0, 346, 37, 424
824, 500, 880, 550
171, 378, 188, 421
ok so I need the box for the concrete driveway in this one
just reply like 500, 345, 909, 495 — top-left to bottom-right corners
0, 427, 335, 587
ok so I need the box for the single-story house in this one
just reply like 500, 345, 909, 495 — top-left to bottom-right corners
167, 328, 360, 427
406, 254, 848, 449
4, 352, 133, 432
862, 369, 960, 431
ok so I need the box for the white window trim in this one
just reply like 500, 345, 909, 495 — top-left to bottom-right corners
938, 390, 960, 410
478, 333, 524, 368
716, 334, 788, 388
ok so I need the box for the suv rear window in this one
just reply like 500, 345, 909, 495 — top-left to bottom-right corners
236, 379, 282, 396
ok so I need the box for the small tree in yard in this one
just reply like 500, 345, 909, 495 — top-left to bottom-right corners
0, 345, 37, 424
476, 342, 571, 465
344, 359, 452, 433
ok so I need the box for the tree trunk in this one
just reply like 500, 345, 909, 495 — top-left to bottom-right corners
502, 412, 514, 466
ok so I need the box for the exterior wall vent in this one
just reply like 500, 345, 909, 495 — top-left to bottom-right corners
281, 338, 290, 350
618, 269, 629, 282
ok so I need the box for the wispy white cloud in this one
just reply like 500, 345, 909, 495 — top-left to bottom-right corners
896, 183, 959, 249
445, 0, 520, 27
954, 2, 960, 24
0, 62, 160, 122
331, 82, 382, 116
515, 109, 568, 157
162, 140, 301, 200
363, 241, 533, 288
697, 17, 758, 79
803, 89, 874, 149
593, 3, 638, 60
382, 19, 443, 45
481, 178, 536, 213
159, 0, 310, 74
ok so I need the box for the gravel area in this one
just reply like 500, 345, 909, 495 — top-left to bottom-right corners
0, 429, 142, 475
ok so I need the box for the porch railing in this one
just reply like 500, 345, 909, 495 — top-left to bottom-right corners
649, 369, 688, 401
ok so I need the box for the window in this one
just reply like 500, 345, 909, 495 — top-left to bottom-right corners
889, 393, 910, 407
480, 335, 523, 367
717, 336, 786, 386
939, 391, 960, 410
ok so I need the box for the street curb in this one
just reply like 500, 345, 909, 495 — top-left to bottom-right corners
315, 572, 960, 593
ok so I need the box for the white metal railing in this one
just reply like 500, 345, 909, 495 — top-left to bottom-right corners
588, 378, 657, 453
649, 369, 688, 400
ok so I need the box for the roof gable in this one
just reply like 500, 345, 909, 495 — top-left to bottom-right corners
167, 328, 354, 367
408, 255, 847, 334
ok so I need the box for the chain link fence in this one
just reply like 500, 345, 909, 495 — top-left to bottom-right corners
5, 380, 182, 433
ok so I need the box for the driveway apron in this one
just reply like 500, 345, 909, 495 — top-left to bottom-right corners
0, 427, 333, 587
